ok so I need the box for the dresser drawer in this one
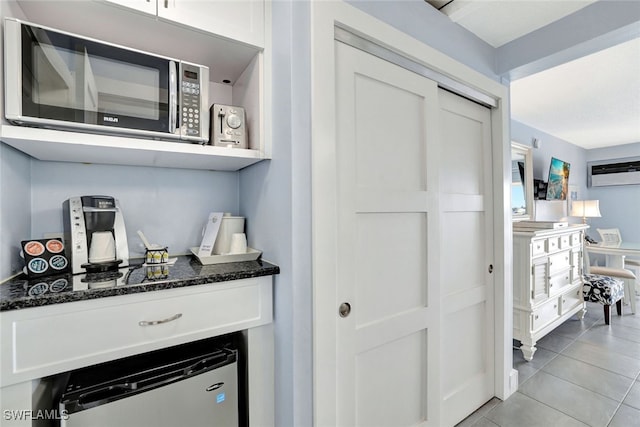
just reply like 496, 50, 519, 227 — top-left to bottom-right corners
549, 270, 572, 296
2, 278, 272, 385
546, 237, 560, 253
549, 251, 571, 275
570, 232, 582, 247
532, 239, 546, 257
531, 298, 560, 331
559, 234, 571, 249
561, 287, 583, 315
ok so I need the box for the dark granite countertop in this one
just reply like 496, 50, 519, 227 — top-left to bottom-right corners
0, 255, 279, 311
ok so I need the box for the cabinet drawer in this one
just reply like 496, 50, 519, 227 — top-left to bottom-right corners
3, 278, 271, 382
561, 287, 583, 315
549, 252, 571, 274
532, 239, 546, 257
531, 298, 560, 331
570, 232, 582, 247
549, 270, 572, 296
546, 237, 560, 253
559, 234, 571, 249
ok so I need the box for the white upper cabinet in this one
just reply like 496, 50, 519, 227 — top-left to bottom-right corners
1, 0, 270, 171
103, 0, 158, 16
104, 0, 264, 48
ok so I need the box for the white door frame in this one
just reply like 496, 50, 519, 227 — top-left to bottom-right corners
310, 2, 514, 426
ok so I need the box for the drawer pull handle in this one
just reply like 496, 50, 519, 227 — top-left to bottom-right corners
139, 313, 182, 326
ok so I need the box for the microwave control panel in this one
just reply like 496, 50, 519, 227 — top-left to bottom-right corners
179, 63, 204, 141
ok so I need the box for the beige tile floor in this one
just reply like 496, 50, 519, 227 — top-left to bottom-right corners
456, 294, 640, 427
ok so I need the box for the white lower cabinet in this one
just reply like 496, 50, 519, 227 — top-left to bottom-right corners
513, 225, 588, 361
0, 277, 274, 426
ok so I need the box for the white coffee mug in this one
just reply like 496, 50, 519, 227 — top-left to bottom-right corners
229, 233, 247, 254
89, 231, 116, 263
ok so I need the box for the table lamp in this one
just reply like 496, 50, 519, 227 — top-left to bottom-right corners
570, 199, 601, 224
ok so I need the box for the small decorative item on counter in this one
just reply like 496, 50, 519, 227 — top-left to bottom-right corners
21, 238, 70, 278
145, 247, 169, 265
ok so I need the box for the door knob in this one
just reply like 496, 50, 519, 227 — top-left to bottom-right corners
488, 264, 494, 274
339, 302, 352, 318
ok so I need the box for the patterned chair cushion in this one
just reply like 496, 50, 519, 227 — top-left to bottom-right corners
583, 274, 624, 305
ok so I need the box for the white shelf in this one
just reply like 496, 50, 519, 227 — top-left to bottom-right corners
0, 125, 265, 171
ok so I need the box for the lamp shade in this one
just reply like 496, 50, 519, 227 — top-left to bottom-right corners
570, 199, 601, 222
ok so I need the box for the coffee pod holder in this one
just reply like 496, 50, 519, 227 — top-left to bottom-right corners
20, 238, 70, 278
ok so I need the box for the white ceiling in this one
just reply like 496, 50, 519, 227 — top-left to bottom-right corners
433, 0, 597, 48
426, 0, 640, 150
511, 38, 640, 149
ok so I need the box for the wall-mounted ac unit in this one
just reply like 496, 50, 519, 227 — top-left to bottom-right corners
588, 156, 640, 187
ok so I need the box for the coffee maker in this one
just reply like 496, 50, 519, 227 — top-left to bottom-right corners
63, 196, 129, 274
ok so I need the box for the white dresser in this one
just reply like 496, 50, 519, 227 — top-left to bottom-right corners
513, 224, 588, 360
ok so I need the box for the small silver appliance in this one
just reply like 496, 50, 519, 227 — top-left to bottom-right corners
63, 196, 129, 274
210, 104, 248, 148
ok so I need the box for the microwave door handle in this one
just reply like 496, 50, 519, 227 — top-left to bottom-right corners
169, 61, 177, 135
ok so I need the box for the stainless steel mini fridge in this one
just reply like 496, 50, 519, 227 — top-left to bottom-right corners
59, 338, 239, 427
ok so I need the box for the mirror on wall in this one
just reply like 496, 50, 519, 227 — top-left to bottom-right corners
511, 142, 534, 220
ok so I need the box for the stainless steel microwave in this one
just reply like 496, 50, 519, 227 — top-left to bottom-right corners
3, 18, 209, 143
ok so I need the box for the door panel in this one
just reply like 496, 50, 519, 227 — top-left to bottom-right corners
356, 331, 427, 427
354, 75, 427, 192
334, 41, 494, 427
355, 213, 427, 326
335, 41, 439, 427
439, 90, 494, 426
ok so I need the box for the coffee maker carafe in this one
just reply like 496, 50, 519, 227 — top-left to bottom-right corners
63, 196, 129, 274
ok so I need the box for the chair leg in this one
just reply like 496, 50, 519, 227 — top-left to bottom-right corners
604, 305, 611, 325
624, 278, 636, 314
616, 299, 623, 316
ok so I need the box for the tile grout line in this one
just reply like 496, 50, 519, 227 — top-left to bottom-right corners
509, 304, 640, 427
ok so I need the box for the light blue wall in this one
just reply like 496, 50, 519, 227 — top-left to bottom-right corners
511, 121, 640, 243
239, 1, 313, 425
585, 142, 640, 242
511, 119, 588, 197
30, 161, 239, 258
347, 0, 497, 80
0, 150, 240, 280
0, 144, 31, 278
255, 1, 502, 426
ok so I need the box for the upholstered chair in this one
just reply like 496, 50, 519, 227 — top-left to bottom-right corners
588, 229, 638, 314
583, 274, 624, 325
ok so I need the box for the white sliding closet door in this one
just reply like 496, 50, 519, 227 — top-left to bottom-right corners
331, 41, 495, 427
438, 90, 495, 426
334, 41, 440, 426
